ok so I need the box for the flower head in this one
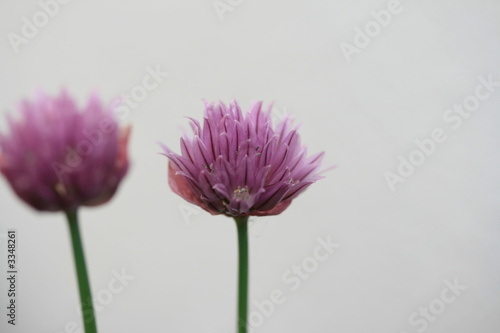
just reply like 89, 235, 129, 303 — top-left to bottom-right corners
0, 90, 131, 212
162, 100, 325, 217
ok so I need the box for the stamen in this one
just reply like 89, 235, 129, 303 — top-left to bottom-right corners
54, 182, 68, 197
233, 185, 250, 201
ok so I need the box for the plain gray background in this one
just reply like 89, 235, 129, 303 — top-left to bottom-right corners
0, 1, 499, 332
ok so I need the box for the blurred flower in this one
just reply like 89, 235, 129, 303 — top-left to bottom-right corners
162, 100, 325, 217
0, 90, 131, 212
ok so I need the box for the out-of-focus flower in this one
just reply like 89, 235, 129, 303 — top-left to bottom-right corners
162, 100, 325, 217
0, 90, 131, 212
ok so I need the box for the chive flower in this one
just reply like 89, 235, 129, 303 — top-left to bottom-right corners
0, 90, 130, 212
162, 100, 324, 217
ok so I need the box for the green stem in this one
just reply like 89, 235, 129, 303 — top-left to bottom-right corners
66, 210, 98, 333
235, 216, 249, 333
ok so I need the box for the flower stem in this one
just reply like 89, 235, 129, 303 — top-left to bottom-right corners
234, 216, 249, 333
66, 210, 98, 333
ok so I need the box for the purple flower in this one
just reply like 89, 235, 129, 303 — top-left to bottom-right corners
0, 90, 131, 212
162, 100, 325, 217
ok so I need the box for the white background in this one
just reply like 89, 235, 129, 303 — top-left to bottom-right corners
0, 1, 499, 332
